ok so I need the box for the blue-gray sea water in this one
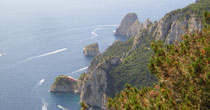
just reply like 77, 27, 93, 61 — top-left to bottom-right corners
0, 0, 195, 110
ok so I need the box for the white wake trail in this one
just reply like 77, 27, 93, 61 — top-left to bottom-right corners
14, 48, 67, 66
71, 66, 88, 75
37, 48, 67, 57
41, 100, 48, 110
90, 27, 102, 39
57, 105, 70, 110
87, 24, 119, 40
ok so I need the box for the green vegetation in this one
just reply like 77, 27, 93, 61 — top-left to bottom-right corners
79, 72, 87, 80
107, 12, 210, 110
80, 102, 88, 110
53, 75, 72, 86
106, 36, 157, 97
103, 37, 134, 58
165, 0, 210, 21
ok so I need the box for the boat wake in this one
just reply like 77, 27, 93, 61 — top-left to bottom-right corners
91, 28, 102, 37
0, 53, 6, 57
87, 24, 119, 40
41, 100, 48, 110
57, 105, 70, 110
70, 66, 88, 75
13, 48, 67, 66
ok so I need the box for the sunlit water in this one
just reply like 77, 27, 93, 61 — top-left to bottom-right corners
0, 0, 195, 110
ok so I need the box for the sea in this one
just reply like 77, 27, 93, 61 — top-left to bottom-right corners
0, 0, 195, 110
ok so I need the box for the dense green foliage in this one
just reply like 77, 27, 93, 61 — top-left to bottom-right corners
106, 36, 157, 97
107, 13, 210, 110
103, 37, 134, 58
80, 102, 88, 110
165, 0, 210, 20
79, 72, 87, 80
53, 75, 73, 86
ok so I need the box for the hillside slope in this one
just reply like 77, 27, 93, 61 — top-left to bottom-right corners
108, 12, 210, 110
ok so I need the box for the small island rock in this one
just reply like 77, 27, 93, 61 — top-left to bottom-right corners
50, 75, 78, 93
83, 43, 99, 57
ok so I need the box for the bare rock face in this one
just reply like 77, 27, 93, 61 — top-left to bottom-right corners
114, 13, 143, 37
155, 14, 202, 44
50, 75, 79, 93
83, 43, 99, 57
80, 57, 121, 110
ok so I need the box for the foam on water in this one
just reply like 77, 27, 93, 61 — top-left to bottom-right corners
57, 105, 70, 110
90, 28, 102, 38
87, 25, 118, 40
13, 48, 67, 66
41, 100, 48, 110
70, 66, 88, 75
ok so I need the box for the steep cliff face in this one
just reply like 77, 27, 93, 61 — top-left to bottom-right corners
80, 57, 121, 109
116, 2, 206, 45
155, 14, 202, 44
114, 13, 143, 37
83, 43, 99, 57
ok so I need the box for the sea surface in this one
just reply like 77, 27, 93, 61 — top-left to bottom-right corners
0, 0, 195, 110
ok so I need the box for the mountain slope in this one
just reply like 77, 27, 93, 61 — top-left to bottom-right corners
108, 12, 210, 110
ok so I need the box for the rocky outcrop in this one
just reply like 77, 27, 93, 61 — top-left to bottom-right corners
155, 13, 202, 44
80, 57, 121, 109
83, 43, 99, 57
115, 8, 203, 45
50, 75, 80, 93
114, 13, 144, 37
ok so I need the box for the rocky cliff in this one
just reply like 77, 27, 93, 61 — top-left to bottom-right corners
119, 13, 202, 47
114, 13, 144, 37
83, 43, 99, 57
80, 57, 121, 109
155, 13, 202, 44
